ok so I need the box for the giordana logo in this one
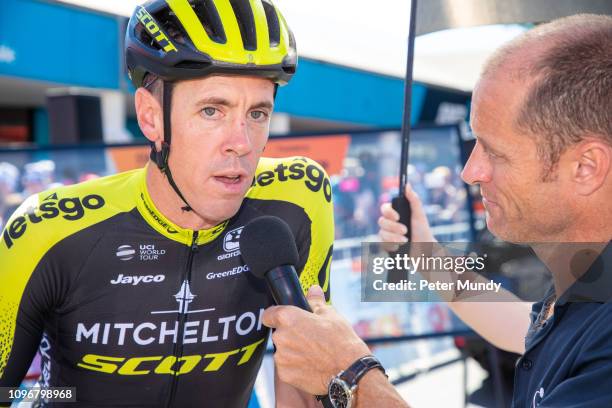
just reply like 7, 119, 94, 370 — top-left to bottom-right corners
223, 227, 243, 252
3, 193, 105, 249
251, 157, 332, 203
110, 273, 165, 286
218, 226, 243, 261
116, 244, 167, 261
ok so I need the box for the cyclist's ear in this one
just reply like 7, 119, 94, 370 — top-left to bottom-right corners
135, 87, 163, 149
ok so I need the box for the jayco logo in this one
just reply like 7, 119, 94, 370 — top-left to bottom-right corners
110, 274, 165, 286
251, 158, 332, 203
2, 193, 105, 249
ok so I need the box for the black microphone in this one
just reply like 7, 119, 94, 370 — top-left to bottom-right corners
240, 216, 312, 312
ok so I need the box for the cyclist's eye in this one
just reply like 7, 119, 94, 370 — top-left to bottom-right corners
202, 107, 217, 117
250, 110, 267, 120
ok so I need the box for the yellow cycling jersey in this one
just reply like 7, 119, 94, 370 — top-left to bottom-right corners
0, 156, 334, 407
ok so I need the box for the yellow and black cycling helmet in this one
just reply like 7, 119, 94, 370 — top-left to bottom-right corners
125, 0, 297, 88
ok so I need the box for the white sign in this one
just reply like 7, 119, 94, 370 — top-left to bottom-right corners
0, 45, 16, 64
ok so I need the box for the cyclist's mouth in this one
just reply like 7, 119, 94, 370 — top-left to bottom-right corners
213, 173, 248, 193
215, 175, 242, 184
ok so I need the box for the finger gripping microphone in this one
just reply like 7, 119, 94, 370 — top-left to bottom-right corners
240, 216, 312, 312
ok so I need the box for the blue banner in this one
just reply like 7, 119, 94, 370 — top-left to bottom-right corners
0, 0, 120, 89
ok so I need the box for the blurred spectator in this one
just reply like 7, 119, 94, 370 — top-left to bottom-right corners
0, 162, 22, 229
79, 172, 100, 183
21, 160, 58, 196
407, 164, 429, 204
332, 176, 358, 239
425, 166, 464, 225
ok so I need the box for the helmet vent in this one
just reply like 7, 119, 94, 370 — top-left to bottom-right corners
175, 60, 212, 69
153, 9, 188, 46
135, 24, 162, 51
191, 0, 227, 44
229, 0, 257, 51
282, 64, 296, 75
262, 1, 280, 47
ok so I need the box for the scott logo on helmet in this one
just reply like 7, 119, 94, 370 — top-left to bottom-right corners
136, 7, 177, 53
251, 158, 332, 203
2, 194, 106, 249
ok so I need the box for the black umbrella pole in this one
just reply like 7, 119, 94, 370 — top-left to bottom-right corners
391, 0, 418, 241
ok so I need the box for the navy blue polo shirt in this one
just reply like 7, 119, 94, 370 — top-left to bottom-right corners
512, 243, 612, 408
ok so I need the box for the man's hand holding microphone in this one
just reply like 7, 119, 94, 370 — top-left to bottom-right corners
241, 215, 406, 408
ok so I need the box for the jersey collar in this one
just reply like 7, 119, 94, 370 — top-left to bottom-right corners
136, 167, 228, 246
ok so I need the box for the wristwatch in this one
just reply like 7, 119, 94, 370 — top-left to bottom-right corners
317, 355, 386, 408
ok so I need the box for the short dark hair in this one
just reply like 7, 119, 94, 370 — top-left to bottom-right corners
484, 14, 612, 180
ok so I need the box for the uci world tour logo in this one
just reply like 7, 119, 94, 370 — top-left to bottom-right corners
116, 244, 166, 261
116, 245, 136, 261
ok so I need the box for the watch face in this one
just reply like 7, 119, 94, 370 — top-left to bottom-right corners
329, 378, 353, 408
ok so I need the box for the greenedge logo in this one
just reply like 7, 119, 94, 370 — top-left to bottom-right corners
251, 158, 332, 203
140, 193, 178, 234
2, 194, 105, 249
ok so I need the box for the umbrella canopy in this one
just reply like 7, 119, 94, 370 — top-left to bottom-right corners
416, 0, 612, 35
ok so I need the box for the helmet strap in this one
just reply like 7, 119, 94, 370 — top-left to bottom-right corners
149, 80, 194, 212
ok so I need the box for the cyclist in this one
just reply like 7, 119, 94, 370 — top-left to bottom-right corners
0, 1, 333, 407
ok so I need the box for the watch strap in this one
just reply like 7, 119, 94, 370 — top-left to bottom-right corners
317, 394, 335, 408
339, 355, 386, 387
315, 355, 386, 407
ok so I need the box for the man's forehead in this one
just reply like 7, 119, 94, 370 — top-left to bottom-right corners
471, 72, 529, 119
176, 75, 275, 102
185, 74, 275, 89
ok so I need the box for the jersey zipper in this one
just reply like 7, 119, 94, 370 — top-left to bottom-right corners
166, 230, 199, 408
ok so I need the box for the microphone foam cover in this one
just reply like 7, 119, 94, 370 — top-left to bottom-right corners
240, 216, 300, 279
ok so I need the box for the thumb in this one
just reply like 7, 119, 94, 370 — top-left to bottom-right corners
306, 285, 326, 312
404, 184, 426, 217
261, 305, 281, 329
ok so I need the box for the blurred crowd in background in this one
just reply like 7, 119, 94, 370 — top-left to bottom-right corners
0, 160, 101, 229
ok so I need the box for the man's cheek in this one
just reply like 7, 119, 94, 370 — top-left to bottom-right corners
254, 132, 269, 154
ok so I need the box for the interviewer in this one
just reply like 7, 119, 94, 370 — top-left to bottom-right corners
263, 14, 612, 408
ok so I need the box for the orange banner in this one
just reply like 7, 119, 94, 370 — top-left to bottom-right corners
265, 135, 350, 176
108, 146, 150, 173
